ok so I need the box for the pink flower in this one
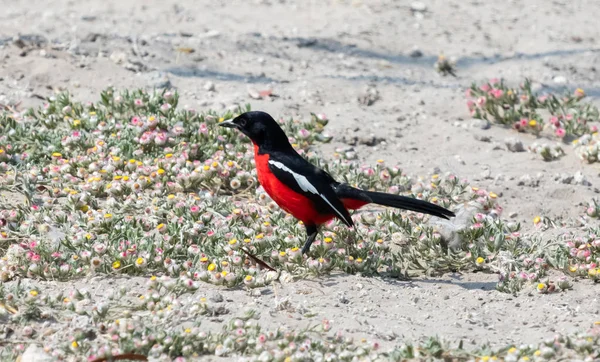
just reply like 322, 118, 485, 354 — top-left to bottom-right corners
190, 206, 200, 214
555, 128, 566, 138
590, 125, 598, 133
134, 99, 144, 107
465, 89, 472, 98
471, 223, 483, 229
549, 116, 560, 127
476, 96, 486, 107
490, 88, 504, 99
520, 118, 528, 127
480, 84, 491, 92
466, 100, 475, 110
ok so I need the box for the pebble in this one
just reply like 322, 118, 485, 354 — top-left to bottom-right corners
204, 81, 216, 92
505, 137, 525, 152
409, 48, 423, 58
471, 118, 491, 129
410, 1, 427, 12
145, 71, 172, 89
209, 292, 224, 303
20, 344, 53, 362
518, 174, 540, 187
474, 134, 492, 142
109, 51, 127, 64
553, 75, 567, 84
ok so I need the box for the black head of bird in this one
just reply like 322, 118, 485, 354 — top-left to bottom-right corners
218, 111, 291, 151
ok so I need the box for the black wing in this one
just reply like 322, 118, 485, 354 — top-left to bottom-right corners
267, 151, 354, 227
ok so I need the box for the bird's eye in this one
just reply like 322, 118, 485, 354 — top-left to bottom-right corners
239, 119, 247, 127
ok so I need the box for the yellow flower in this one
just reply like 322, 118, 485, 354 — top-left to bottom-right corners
165, 153, 173, 159
481, 357, 490, 362
221, 271, 228, 277
112, 261, 121, 269
167, 194, 175, 200
157, 169, 165, 175
52, 152, 62, 158
136, 257, 145, 266
290, 247, 299, 252
207, 263, 216, 272
377, 159, 384, 163
218, 117, 225, 123
200, 257, 208, 263
355, 258, 363, 263
528, 120, 537, 127
203, 165, 210, 171
255, 233, 264, 239
588, 268, 597, 277
104, 213, 113, 219
534, 350, 541, 356
324, 237, 333, 243
476, 257, 485, 266
228, 239, 238, 245
537, 283, 547, 292
245, 275, 253, 281
185, 328, 192, 333
575, 88, 585, 97
157, 223, 166, 231
508, 347, 517, 353
279, 251, 286, 257
73, 119, 81, 127
569, 265, 577, 273
533, 216, 541, 224
29, 290, 38, 297
71, 341, 79, 348
211, 161, 219, 168
488, 192, 497, 199
430, 197, 438, 203
227, 161, 234, 167
150, 275, 157, 281
80, 205, 89, 212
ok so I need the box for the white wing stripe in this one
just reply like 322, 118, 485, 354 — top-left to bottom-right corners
268, 160, 350, 224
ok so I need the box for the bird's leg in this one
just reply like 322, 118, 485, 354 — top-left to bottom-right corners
301, 224, 319, 255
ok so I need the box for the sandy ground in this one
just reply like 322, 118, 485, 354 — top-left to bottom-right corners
2, 0, 600, 357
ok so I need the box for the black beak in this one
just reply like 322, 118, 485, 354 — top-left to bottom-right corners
218, 119, 237, 128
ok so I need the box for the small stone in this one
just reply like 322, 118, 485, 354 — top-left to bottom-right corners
410, 1, 427, 12
145, 71, 172, 89
204, 81, 215, 92
409, 48, 423, 58
338, 293, 350, 304
518, 174, 540, 187
480, 169, 492, 179
560, 174, 574, 184
509, 212, 518, 218
471, 119, 491, 129
209, 293, 224, 303
109, 51, 127, 65
474, 134, 491, 142
553, 75, 567, 84
21, 344, 53, 362
357, 86, 380, 106
505, 137, 525, 152
454, 155, 466, 165
573, 171, 592, 186
247, 88, 261, 100
493, 174, 505, 185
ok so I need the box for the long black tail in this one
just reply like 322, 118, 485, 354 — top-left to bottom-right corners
335, 184, 455, 220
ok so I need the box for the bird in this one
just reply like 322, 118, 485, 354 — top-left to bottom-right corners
219, 111, 455, 254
